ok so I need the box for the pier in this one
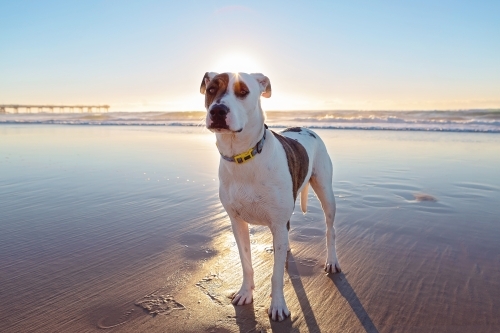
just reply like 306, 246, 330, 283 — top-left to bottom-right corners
0, 104, 110, 114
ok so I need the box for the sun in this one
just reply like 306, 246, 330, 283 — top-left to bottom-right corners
211, 53, 264, 74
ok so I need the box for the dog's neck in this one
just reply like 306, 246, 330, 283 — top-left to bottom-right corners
214, 106, 266, 159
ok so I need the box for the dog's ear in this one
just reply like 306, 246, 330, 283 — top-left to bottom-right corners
200, 72, 219, 94
250, 73, 272, 98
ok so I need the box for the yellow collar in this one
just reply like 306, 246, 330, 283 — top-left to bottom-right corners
217, 126, 267, 164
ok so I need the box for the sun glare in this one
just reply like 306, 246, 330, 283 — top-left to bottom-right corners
212, 53, 263, 74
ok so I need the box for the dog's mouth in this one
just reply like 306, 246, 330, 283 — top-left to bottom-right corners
207, 118, 243, 133
208, 126, 243, 133
208, 121, 229, 130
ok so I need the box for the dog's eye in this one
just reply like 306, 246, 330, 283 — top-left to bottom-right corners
207, 87, 216, 95
239, 90, 248, 96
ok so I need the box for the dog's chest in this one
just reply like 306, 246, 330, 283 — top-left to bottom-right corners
219, 164, 293, 225
224, 185, 270, 224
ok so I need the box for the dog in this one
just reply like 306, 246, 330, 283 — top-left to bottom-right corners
200, 72, 341, 321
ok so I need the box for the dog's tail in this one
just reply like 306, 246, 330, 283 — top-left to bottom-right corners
300, 182, 309, 214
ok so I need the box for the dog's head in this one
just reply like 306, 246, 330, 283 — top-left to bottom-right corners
200, 72, 271, 133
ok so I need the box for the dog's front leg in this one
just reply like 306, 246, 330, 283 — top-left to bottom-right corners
268, 224, 291, 321
230, 217, 255, 305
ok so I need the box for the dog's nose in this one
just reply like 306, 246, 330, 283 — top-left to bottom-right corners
209, 104, 229, 120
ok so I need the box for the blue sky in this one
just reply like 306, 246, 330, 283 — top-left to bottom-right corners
1, 0, 499, 111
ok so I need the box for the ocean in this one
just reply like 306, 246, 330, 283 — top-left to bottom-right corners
1, 109, 500, 132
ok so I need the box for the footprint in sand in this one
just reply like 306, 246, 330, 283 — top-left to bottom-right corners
97, 309, 136, 329
196, 273, 225, 306
135, 294, 186, 316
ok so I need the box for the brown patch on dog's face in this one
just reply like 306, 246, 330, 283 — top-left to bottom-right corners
233, 80, 250, 99
205, 73, 229, 109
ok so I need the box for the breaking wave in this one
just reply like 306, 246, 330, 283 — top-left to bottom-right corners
1, 110, 499, 133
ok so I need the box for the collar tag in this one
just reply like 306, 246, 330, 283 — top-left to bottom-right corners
233, 147, 255, 164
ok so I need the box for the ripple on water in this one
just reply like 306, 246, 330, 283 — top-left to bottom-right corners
442, 192, 486, 199
393, 191, 415, 201
454, 182, 500, 192
361, 195, 397, 207
394, 191, 439, 203
371, 182, 420, 191
405, 195, 455, 214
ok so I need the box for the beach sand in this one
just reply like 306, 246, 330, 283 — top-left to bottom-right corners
1, 125, 499, 332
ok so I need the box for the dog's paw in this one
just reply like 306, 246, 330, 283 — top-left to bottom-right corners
324, 259, 341, 274
268, 297, 290, 321
231, 288, 253, 306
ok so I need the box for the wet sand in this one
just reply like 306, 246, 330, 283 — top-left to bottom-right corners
1, 125, 499, 332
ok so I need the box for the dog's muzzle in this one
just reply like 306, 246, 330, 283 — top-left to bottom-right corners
208, 104, 229, 129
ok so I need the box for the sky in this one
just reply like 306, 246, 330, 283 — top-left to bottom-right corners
1, 0, 499, 112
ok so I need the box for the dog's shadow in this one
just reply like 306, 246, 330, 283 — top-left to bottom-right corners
328, 271, 379, 333
286, 252, 379, 333
233, 253, 378, 333
233, 303, 259, 333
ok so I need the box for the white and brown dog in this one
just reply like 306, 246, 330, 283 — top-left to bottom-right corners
200, 72, 341, 321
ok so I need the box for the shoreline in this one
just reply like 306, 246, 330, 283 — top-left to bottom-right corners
2, 121, 500, 134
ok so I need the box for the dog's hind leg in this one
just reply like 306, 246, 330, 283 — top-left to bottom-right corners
230, 218, 255, 305
310, 154, 341, 274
